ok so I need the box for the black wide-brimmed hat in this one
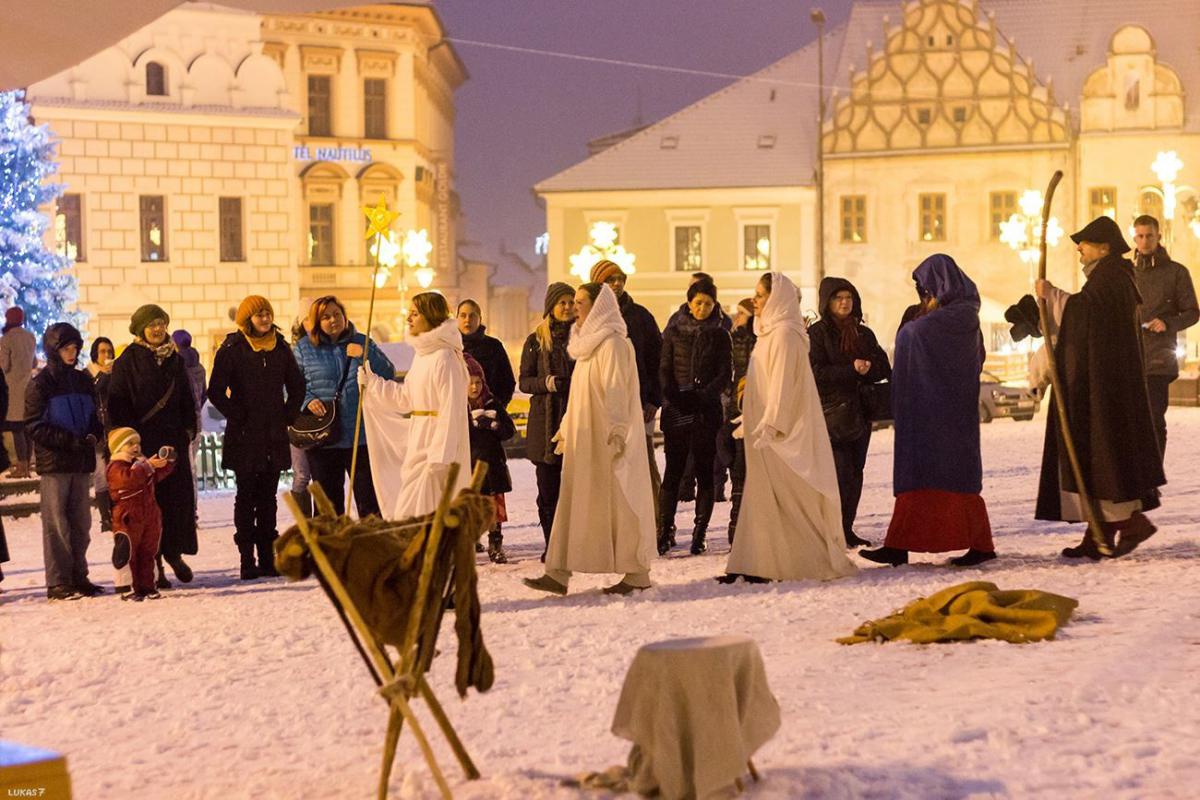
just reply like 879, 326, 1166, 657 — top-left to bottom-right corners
1004, 294, 1042, 342
1070, 216, 1130, 255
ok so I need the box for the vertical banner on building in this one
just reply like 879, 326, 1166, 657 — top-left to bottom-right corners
435, 160, 451, 274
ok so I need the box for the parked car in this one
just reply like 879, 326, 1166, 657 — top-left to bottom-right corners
980, 370, 1039, 422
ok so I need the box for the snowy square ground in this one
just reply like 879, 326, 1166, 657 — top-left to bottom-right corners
3, 409, 1198, 799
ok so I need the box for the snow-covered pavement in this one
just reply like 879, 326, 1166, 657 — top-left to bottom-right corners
3, 409, 1198, 799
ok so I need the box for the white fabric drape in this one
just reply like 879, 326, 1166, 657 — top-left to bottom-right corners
362, 319, 470, 520
546, 285, 656, 577
726, 272, 858, 581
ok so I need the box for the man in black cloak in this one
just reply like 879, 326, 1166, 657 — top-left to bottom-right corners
1033, 216, 1164, 559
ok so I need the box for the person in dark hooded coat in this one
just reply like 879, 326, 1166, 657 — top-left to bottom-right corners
457, 299, 516, 408
808, 277, 891, 547
1033, 216, 1164, 559
860, 255, 996, 567
24, 322, 105, 599
108, 304, 198, 587
207, 295, 305, 579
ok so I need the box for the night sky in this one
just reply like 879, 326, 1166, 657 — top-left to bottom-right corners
434, 0, 856, 262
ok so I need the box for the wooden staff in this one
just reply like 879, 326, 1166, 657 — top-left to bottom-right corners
1035, 170, 1111, 556
347, 229, 384, 515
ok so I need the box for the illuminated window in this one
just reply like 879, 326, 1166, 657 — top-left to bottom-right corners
308, 203, 335, 265
1088, 187, 1117, 220
55, 193, 84, 262
989, 192, 1017, 240
364, 78, 387, 139
219, 197, 244, 262
308, 76, 332, 137
840, 195, 866, 243
742, 225, 772, 271
1139, 190, 1164, 221
673, 226, 702, 272
919, 193, 946, 242
139, 195, 167, 262
145, 62, 166, 96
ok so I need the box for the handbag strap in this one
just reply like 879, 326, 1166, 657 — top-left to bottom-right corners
331, 354, 353, 402
139, 380, 176, 425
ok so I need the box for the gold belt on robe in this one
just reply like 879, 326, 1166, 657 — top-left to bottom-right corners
410, 410, 438, 417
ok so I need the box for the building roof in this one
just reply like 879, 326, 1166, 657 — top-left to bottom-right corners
537, 0, 1200, 194
535, 28, 841, 193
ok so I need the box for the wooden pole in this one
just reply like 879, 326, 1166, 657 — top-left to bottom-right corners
1034, 170, 1112, 556
347, 230, 383, 515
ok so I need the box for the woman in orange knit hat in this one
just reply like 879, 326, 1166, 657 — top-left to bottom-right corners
207, 295, 306, 579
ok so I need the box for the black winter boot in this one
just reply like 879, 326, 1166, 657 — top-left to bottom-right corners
657, 524, 676, 556
240, 556, 259, 580
256, 534, 280, 577
690, 525, 708, 555
164, 554, 193, 583
290, 489, 313, 519
487, 529, 508, 564
859, 546, 908, 566
155, 556, 172, 590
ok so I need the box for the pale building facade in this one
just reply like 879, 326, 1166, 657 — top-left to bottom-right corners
27, 2, 469, 362
538, 0, 1200, 354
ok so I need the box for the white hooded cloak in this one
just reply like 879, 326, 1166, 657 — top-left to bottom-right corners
362, 318, 471, 520
546, 285, 657, 576
725, 272, 858, 581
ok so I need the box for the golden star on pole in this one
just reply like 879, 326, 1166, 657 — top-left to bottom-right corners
362, 194, 399, 240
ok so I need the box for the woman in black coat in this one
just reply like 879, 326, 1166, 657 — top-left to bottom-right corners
465, 354, 516, 563
518, 282, 576, 560
107, 304, 198, 587
657, 278, 731, 556
808, 277, 891, 547
724, 298, 757, 545
458, 299, 516, 407
87, 336, 115, 531
207, 296, 305, 579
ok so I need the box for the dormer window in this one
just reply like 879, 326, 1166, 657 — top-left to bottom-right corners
146, 62, 166, 96
660, 135, 679, 150
952, 106, 967, 123
757, 135, 777, 149
917, 108, 932, 125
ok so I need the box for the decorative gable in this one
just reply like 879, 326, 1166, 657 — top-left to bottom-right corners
1080, 25, 1184, 132
823, 0, 1068, 155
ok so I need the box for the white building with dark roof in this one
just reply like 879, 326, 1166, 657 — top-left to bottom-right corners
536, 0, 1200, 352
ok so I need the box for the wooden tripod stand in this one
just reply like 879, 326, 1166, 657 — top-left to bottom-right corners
283, 461, 490, 799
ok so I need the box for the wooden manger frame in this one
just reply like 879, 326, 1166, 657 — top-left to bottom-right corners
282, 461, 489, 800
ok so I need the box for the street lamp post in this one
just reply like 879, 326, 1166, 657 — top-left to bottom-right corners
811, 8, 827, 283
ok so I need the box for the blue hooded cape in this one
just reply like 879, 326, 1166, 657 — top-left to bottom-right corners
892, 254, 984, 495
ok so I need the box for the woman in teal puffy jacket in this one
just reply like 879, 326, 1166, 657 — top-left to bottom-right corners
293, 295, 395, 517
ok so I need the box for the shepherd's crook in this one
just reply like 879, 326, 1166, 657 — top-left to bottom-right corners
1034, 170, 1111, 556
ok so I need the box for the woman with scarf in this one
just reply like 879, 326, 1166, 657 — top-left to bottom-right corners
519, 283, 576, 561
464, 354, 515, 563
108, 304, 198, 587
87, 336, 116, 532
720, 273, 857, 584
724, 298, 757, 545
207, 296, 305, 579
523, 283, 657, 596
360, 292, 470, 520
808, 278, 891, 548
294, 296, 394, 518
657, 277, 731, 556
860, 254, 996, 567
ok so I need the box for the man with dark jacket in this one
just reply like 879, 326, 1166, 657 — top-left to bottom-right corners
590, 259, 664, 507
1131, 214, 1198, 461
108, 304, 199, 587
457, 300, 516, 407
24, 323, 105, 600
1034, 216, 1164, 559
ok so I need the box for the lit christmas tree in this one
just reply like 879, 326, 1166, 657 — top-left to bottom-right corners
0, 89, 84, 339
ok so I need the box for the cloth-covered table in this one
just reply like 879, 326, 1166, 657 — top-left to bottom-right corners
611, 636, 780, 799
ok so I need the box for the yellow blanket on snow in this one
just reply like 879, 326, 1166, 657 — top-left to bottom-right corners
838, 581, 1078, 645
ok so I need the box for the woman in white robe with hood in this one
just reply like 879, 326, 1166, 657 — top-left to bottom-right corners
359, 292, 471, 519
721, 272, 858, 583
523, 283, 657, 596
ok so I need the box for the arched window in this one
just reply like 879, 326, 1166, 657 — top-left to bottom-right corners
146, 62, 166, 96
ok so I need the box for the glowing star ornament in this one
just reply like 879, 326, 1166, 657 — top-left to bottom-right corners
362, 194, 399, 240
370, 231, 401, 268
568, 220, 637, 281
402, 228, 433, 268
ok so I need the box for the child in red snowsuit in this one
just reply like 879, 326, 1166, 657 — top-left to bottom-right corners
107, 427, 174, 600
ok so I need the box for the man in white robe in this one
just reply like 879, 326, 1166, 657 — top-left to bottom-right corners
360, 317, 470, 519
723, 272, 858, 583
524, 284, 657, 596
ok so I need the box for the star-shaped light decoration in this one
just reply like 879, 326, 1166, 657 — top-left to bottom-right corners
589, 220, 619, 250
370, 230, 401, 268
402, 228, 433, 268
567, 220, 637, 281
362, 194, 399, 240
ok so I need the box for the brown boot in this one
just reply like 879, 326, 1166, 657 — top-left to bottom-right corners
1061, 523, 1115, 560
1113, 513, 1157, 557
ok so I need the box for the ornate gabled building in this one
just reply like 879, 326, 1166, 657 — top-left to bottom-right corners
537, 0, 1200, 353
